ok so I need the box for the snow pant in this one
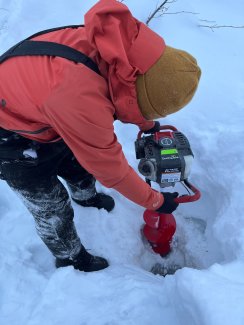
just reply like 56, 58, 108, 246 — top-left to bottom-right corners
0, 140, 96, 259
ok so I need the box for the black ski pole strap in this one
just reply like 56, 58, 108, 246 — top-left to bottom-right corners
0, 40, 100, 75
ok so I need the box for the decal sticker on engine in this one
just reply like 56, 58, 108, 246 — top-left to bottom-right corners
161, 149, 178, 155
161, 172, 181, 183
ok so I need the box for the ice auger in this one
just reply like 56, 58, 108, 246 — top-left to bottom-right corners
135, 125, 201, 256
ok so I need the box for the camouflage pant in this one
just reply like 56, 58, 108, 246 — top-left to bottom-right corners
0, 141, 96, 259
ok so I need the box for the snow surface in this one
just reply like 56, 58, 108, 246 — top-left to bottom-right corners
0, 0, 244, 324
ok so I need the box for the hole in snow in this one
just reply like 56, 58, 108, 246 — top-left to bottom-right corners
139, 177, 230, 276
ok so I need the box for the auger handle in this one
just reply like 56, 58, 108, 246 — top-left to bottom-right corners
159, 125, 178, 131
137, 125, 178, 139
174, 180, 201, 204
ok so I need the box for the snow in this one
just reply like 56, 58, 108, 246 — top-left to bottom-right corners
0, 0, 244, 324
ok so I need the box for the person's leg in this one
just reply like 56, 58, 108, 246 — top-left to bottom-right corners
57, 150, 96, 201
1, 154, 108, 271
8, 174, 82, 259
57, 148, 115, 212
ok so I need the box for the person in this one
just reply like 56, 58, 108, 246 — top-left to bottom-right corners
0, 0, 201, 272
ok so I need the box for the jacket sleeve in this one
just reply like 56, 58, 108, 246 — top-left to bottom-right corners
42, 64, 163, 211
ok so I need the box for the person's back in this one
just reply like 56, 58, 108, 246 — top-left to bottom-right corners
0, 26, 99, 141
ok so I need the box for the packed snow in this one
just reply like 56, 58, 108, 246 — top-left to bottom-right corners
0, 0, 244, 324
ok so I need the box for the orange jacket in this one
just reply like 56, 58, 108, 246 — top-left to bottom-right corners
0, 0, 165, 210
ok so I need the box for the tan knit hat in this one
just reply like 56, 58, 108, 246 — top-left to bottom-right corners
136, 46, 201, 120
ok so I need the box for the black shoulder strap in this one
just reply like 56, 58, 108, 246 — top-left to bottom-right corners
0, 24, 100, 75
0, 40, 100, 75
